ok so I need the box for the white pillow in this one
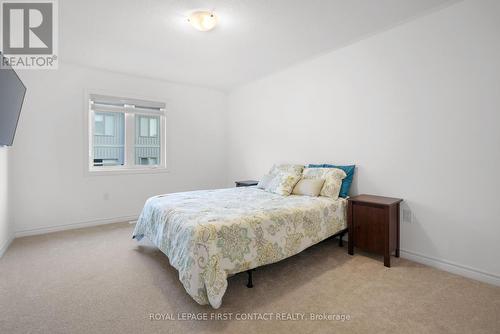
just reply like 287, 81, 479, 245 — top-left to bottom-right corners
292, 178, 325, 197
265, 172, 301, 196
268, 164, 304, 176
302, 168, 347, 199
257, 174, 274, 189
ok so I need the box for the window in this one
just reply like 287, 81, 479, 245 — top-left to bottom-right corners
94, 114, 105, 135
91, 112, 124, 166
135, 115, 161, 166
88, 94, 166, 173
94, 114, 116, 136
138, 115, 158, 137
139, 157, 158, 165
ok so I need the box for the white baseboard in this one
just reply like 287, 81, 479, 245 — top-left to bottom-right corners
400, 249, 500, 287
341, 234, 500, 286
0, 233, 15, 258
15, 215, 138, 238
9, 220, 500, 288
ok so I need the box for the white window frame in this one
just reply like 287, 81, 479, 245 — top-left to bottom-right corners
84, 90, 168, 175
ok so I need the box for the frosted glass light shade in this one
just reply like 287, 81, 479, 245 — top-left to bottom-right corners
188, 11, 218, 32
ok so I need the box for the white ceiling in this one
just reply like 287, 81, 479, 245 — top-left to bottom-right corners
60, 0, 458, 91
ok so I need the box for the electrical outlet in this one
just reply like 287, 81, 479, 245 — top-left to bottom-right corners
402, 208, 412, 223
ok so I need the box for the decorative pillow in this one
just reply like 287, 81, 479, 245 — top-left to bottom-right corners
308, 164, 356, 198
265, 172, 301, 196
302, 168, 346, 199
292, 178, 325, 197
257, 174, 274, 189
268, 164, 304, 176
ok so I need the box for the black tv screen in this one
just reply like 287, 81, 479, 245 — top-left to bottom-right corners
0, 54, 26, 146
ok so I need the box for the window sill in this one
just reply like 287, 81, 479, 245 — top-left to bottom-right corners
86, 166, 169, 176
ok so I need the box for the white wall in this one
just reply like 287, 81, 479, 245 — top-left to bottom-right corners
227, 0, 500, 281
12, 62, 228, 235
0, 147, 12, 257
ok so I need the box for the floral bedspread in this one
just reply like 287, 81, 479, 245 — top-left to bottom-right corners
132, 186, 347, 308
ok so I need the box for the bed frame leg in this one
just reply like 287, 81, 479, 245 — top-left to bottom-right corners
246, 270, 254, 288
339, 231, 344, 247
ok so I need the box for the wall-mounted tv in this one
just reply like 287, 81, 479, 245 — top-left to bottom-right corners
0, 53, 26, 146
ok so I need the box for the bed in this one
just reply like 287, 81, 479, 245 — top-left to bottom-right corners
132, 186, 347, 308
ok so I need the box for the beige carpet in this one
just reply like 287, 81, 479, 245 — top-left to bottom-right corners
1, 223, 499, 334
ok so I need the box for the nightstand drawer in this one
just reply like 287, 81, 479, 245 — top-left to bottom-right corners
353, 203, 386, 254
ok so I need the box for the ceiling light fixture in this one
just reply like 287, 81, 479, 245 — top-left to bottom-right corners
188, 11, 218, 32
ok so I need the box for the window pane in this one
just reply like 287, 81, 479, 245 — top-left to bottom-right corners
149, 118, 158, 137
94, 114, 104, 135
104, 115, 115, 136
93, 112, 124, 167
137, 157, 159, 166
135, 115, 161, 166
140, 117, 149, 137
89, 94, 166, 171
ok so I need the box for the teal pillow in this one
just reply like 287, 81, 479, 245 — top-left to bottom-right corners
307, 164, 355, 198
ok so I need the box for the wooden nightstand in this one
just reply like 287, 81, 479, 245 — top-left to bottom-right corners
235, 180, 259, 187
347, 194, 403, 267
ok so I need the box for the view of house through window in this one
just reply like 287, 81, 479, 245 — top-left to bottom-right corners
93, 112, 124, 166
136, 115, 161, 166
88, 94, 166, 171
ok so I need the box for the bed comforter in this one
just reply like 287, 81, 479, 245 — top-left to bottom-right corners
132, 186, 347, 308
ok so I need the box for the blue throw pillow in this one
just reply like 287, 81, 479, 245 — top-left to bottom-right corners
307, 164, 355, 198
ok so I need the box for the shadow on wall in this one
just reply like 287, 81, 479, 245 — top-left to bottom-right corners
348, 165, 359, 196
344, 165, 436, 263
